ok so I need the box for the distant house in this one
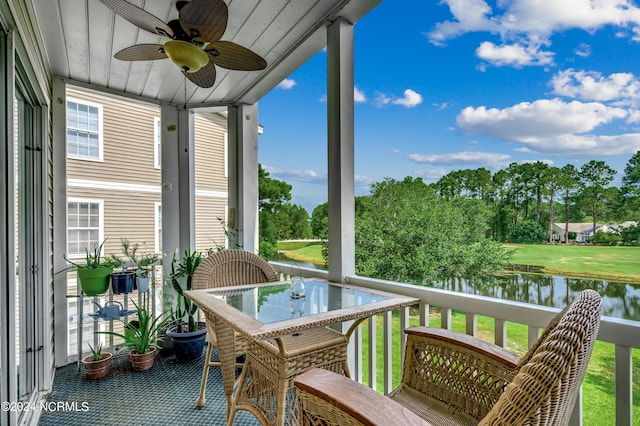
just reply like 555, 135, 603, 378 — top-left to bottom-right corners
552, 223, 603, 243
553, 221, 638, 243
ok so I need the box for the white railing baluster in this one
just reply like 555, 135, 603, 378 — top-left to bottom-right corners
528, 325, 540, 348
466, 313, 477, 337
615, 344, 632, 426
441, 307, 452, 330
383, 310, 392, 395
419, 301, 429, 326
368, 315, 377, 391
495, 318, 506, 348
400, 307, 409, 367
353, 320, 362, 382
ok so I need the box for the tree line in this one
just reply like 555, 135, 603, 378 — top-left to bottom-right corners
257, 151, 640, 283
430, 152, 640, 244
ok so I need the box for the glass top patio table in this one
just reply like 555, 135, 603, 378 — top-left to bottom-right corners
186, 278, 419, 341
208, 280, 394, 324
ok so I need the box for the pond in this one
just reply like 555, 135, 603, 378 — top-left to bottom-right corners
274, 257, 640, 321
428, 273, 640, 321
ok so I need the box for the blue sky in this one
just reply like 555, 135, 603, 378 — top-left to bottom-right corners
257, 0, 640, 213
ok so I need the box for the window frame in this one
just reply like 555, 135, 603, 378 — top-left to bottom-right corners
154, 202, 162, 254
154, 116, 161, 169
66, 198, 104, 259
66, 97, 104, 162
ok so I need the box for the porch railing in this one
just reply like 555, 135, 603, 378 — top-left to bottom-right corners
271, 261, 640, 426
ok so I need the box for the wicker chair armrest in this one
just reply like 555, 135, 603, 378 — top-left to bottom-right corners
405, 327, 520, 368
396, 327, 520, 421
295, 368, 431, 426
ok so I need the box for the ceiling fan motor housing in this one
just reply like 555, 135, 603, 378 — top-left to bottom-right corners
163, 40, 209, 73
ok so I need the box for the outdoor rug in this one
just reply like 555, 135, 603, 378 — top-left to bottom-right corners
39, 349, 260, 426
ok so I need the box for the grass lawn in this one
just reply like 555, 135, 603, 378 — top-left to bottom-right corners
359, 310, 640, 426
276, 241, 325, 267
507, 243, 640, 283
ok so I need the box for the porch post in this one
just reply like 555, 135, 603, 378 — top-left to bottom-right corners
327, 18, 355, 282
227, 104, 259, 253
161, 104, 195, 265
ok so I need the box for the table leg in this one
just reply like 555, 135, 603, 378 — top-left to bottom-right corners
214, 318, 237, 425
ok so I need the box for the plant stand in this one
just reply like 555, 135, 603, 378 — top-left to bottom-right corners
75, 267, 158, 371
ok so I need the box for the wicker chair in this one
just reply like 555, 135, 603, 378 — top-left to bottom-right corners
192, 249, 279, 408
294, 289, 602, 426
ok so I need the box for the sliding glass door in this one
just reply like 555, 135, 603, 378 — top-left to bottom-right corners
13, 78, 42, 415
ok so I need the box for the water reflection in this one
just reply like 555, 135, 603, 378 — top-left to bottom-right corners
432, 274, 640, 321
274, 258, 640, 321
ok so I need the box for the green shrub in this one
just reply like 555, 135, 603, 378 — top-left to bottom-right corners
590, 230, 622, 246
508, 220, 547, 243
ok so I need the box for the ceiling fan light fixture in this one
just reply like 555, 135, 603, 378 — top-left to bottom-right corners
163, 40, 208, 73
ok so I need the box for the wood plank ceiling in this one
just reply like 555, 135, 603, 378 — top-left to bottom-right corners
33, 0, 381, 107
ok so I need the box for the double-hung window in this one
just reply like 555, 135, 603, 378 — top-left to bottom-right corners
67, 199, 103, 257
66, 98, 103, 161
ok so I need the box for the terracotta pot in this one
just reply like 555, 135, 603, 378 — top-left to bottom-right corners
82, 353, 112, 379
129, 346, 156, 371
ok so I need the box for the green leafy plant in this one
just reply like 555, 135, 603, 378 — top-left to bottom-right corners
97, 300, 166, 354
88, 343, 103, 361
61, 240, 115, 271
121, 239, 158, 277
170, 250, 203, 333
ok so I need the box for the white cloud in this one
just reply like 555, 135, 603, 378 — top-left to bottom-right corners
550, 69, 640, 105
455, 98, 640, 155
374, 93, 392, 106
278, 79, 296, 90
375, 89, 423, 108
407, 151, 512, 169
428, 0, 640, 68
393, 89, 423, 107
573, 43, 591, 58
263, 165, 324, 183
476, 41, 554, 67
414, 168, 449, 181
430, 0, 640, 42
428, 0, 499, 46
522, 159, 554, 165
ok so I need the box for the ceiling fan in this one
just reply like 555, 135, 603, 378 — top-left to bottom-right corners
98, 0, 267, 88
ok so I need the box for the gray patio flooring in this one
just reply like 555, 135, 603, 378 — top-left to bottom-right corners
39, 349, 261, 426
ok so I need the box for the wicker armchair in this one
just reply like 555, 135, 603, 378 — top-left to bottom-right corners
192, 249, 278, 408
294, 289, 602, 426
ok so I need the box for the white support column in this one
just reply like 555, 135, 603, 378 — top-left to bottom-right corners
161, 104, 195, 272
52, 78, 69, 366
327, 17, 355, 283
227, 104, 259, 253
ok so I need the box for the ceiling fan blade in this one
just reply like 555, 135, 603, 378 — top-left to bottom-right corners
114, 44, 168, 61
99, 0, 174, 38
179, 0, 227, 42
206, 41, 267, 71
182, 60, 217, 88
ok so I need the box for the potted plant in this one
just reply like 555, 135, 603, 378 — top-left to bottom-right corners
117, 239, 158, 293
109, 240, 136, 294
135, 252, 158, 293
166, 250, 208, 362
62, 240, 114, 296
98, 300, 166, 371
82, 343, 112, 380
